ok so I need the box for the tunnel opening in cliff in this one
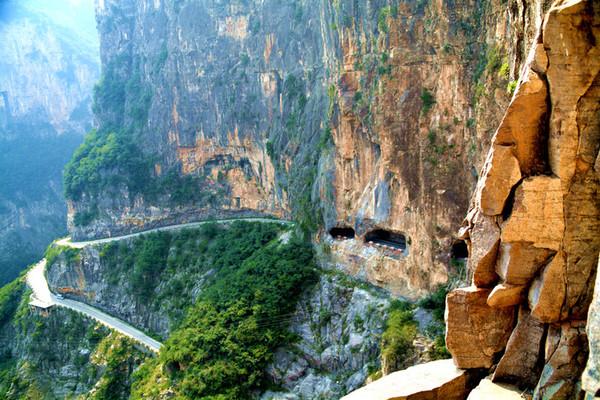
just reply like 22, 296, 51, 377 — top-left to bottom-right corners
451, 240, 468, 260
365, 229, 407, 252
329, 227, 356, 240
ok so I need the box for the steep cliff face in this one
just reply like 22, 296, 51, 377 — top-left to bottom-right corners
445, 1, 599, 398
67, 0, 553, 298
0, 0, 99, 285
0, 281, 147, 399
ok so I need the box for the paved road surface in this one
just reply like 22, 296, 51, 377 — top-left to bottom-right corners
56, 217, 292, 249
27, 260, 162, 352
27, 218, 292, 353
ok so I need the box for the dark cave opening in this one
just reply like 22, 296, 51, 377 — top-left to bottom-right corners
451, 240, 469, 260
329, 227, 356, 240
365, 229, 407, 251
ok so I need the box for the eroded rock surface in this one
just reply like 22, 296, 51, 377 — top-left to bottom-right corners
340, 359, 474, 400
446, 1, 600, 398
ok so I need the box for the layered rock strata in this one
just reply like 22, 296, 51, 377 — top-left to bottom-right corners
71, 0, 550, 298
446, 1, 600, 398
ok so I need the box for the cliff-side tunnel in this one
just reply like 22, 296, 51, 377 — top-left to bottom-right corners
329, 226, 356, 240
365, 229, 407, 252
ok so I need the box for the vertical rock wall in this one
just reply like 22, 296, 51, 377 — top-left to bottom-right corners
72, 0, 558, 298
446, 1, 599, 397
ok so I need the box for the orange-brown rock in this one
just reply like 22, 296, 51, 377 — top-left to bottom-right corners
468, 212, 500, 288
467, 378, 526, 400
528, 254, 567, 323
445, 286, 516, 369
496, 242, 555, 286
533, 321, 589, 400
445, 0, 599, 396
495, 68, 548, 175
478, 145, 522, 216
487, 283, 526, 308
341, 359, 474, 400
500, 176, 564, 251
544, 0, 600, 189
493, 307, 545, 387
562, 170, 600, 320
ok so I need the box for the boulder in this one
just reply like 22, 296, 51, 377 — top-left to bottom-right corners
495, 68, 548, 175
341, 359, 473, 400
467, 378, 524, 400
445, 287, 516, 369
487, 284, 526, 308
562, 171, 600, 320
533, 321, 589, 400
528, 254, 566, 323
495, 242, 555, 286
493, 307, 545, 387
501, 176, 564, 251
468, 212, 501, 288
479, 145, 522, 216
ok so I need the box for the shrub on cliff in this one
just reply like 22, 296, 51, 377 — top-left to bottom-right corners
130, 234, 319, 399
381, 300, 417, 374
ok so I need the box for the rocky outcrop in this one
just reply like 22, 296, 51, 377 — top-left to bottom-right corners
467, 378, 523, 400
445, 1, 600, 398
445, 286, 515, 369
341, 359, 476, 400
68, 0, 552, 298
262, 274, 391, 400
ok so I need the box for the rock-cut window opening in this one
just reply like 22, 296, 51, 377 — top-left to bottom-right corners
365, 229, 407, 252
329, 227, 356, 240
451, 240, 468, 259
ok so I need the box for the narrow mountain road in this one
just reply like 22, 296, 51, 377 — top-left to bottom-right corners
26, 260, 162, 352
56, 217, 292, 248
27, 217, 292, 353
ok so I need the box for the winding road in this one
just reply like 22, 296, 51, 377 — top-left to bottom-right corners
27, 259, 163, 352
27, 217, 292, 353
56, 217, 291, 249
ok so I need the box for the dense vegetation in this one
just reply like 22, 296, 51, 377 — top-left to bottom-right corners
128, 223, 319, 399
93, 222, 286, 327
380, 300, 417, 373
418, 285, 451, 360
0, 279, 24, 327
0, 300, 148, 400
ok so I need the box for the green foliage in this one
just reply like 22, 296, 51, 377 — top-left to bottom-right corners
498, 60, 510, 79
74, 207, 99, 227
130, 232, 171, 300
97, 222, 283, 326
84, 334, 147, 400
381, 300, 417, 370
45, 244, 80, 267
378, 6, 392, 34
418, 285, 448, 321
507, 80, 518, 95
420, 88, 436, 114
0, 279, 24, 326
63, 129, 152, 201
418, 285, 451, 359
485, 46, 503, 74
266, 140, 275, 159
131, 231, 319, 399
